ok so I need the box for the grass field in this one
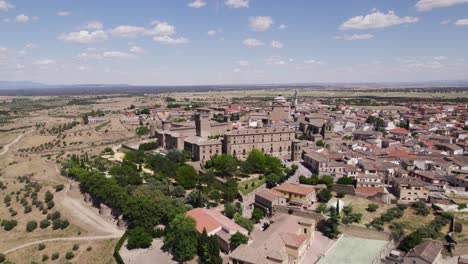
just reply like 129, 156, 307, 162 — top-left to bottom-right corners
239, 176, 266, 196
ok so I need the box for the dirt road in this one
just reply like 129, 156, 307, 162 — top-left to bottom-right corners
0, 129, 34, 157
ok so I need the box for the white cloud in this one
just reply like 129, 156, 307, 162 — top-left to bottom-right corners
33, 59, 55, 65
237, 60, 250, 67
441, 19, 451, 25
278, 24, 287, 30
0, 46, 7, 53
153, 35, 190, 44
81, 21, 103, 30
225, 0, 249, 8
188, 0, 206, 8
270, 40, 284, 48
207, 30, 217, 36
109, 25, 149, 38
151, 21, 176, 35
266, 56, 287, 66
304, 59, 323, 65
15, 14, 29, 23
24, 43, 36, 49
130, 46, 146, 54
434, 56, 448, 60
77, 52, 102, 60
242, 38, 264, 47
249, 16, 274, 32
103, 51, 134, 59
0, 1, 14, 11
455, 18, 468, 25
334, 33, 374, 40
415, 0, 468, 11
59, 30, 108, 44
340, 11, 418, 30
57, 11, 71, 17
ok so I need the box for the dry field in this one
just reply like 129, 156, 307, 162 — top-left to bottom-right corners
4, 239, 117, 264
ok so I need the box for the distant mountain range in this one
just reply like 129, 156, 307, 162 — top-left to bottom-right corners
1, 80, 468, 90
0, 80, 467, 96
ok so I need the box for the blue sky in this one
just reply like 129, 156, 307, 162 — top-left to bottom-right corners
0, 0, 468, 85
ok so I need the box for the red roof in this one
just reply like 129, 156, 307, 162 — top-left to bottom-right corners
186, 208, 247, 235
274, 183, 316, 196
354, 187, 384, 196
389, 128, 410, 135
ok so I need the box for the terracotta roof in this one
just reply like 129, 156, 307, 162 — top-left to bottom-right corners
256, 189, 283, 202
390, 128, 410, 135
354, 187, 384, 196
186, 208, 247, 235
280, 232, 308, 248
274, 183, 316, 196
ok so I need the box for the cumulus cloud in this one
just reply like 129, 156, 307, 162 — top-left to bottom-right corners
340, 11, 418, 30
59, 30, 108, 44
415, 0, 468, 11
103, 51, 134, 59
0, 0, 14, 11
242, 38, 264, 47
278, 24, 287, 30
130, 46, 146, 54
151, 21, 176, 35
188, 0, 206, 8
455, 18, 468, 25
81, 21, 103, 30
109, 25, 149, 38
225, 0, 249, 8
270, 40, 284, 48
57, 11, 71, 17
334, 33, 374, 40
153, 35, 190, 44
266, 56, 287, 66
249, 16, 274, 32
207, 30, 217, 36
304, 59, 323, 65
15, 14, 29, 23
33, 59, 55, 65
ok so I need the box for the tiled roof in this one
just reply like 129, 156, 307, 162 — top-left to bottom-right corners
406, 241, 443, 263
274, 183, 316, 196
186, 208, 247, 235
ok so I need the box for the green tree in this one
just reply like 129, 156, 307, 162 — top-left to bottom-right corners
317, 188, 332, 203
234, 215, 254, 232
321, 206, 340, 238
127, 227, 153, 249
336, 177, 354, 186
0, 253, 5, 263
164, 214, 199, 262
212, 154, 239, 177
198, 229, 222, 264
398, 232, 423, 252
175, 165, 199, 189
230, 232, 248, 250
26, 221, 37, 232
186, 190, 208, 208
244, 149, 266, 173
251, 208, 264, 223
223, 178, 238, 203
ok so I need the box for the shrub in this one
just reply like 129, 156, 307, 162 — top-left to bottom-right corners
40, 220, 50, 229
127, 227, 153, 249
411, 201, 430, 216
47, 200, 55, 209
336, 191, 346, 198
51, 253, 59, 260
38, 244, 46, 251
26, 221, 38, 232
251, 208, 264, 223
41, 254, 49, 262
0, 253, 5, 263
55, 184, 64, 192
366, 204, 379, 212
24, 205, 32, 214
86, 246, 92, 251
65, 251, 74, 260
72, 244, 79, 251
51, 211, 61, 220
1, 220, 18, 231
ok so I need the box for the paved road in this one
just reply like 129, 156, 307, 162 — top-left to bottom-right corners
284, 161, 313, 184
0, 129, 34, 157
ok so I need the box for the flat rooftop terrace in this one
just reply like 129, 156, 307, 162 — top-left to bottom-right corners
317, 235, 388, 264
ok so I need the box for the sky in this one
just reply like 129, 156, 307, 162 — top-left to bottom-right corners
0, 0, 468, 85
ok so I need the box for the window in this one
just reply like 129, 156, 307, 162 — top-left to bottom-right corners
304, 228, 307, 234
